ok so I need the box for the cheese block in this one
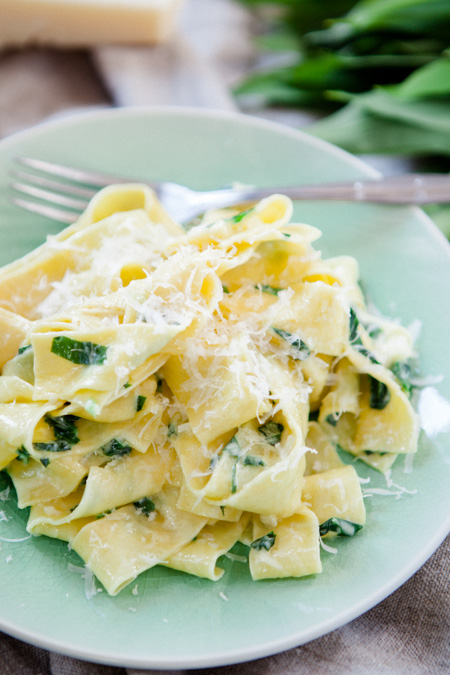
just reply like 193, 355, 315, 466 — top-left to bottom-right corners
0, 0, 185, 48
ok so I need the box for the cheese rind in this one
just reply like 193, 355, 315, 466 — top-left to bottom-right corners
0, 0, 184, 48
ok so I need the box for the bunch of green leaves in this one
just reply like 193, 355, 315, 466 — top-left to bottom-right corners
235, 0, 450, 234
235, 0, 450, 109
308, 52, 450, 158
308, 52, 450, 236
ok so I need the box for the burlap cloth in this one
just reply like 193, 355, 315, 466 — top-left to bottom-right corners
0, 1, 449, 672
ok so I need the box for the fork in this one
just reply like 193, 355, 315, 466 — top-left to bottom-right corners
9, 156, 450, 225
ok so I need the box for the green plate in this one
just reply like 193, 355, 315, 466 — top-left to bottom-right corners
0, 107, 449, 669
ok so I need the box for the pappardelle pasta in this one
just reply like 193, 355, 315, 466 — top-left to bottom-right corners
0, 185, 419, 595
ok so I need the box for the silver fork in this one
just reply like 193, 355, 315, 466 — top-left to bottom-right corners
9, 156, 450, 225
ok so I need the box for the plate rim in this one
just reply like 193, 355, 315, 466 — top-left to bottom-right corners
0, 104, 449, 669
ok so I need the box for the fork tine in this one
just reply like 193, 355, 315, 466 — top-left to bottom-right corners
9, 181, 90, 211
9, 197, 80, 224
10, 169, 98, 199
14, 156, 125, 188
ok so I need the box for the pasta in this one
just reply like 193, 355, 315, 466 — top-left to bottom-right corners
0, 184, 419, 595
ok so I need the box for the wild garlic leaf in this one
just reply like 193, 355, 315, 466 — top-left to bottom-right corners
51, 336, 108, 365
102, 438, 132, 458
33, 441, 72, 453
251, 531, 276, 551
222, 436, 241, 458
272, 327, 311, 359
256, 283, 284, 296
134, 497, 156, 516
348, 310, 380, 364
16, 445, 30, 463
368, 376, 391, 410
167, 421, 178, 438
44, 414, 80, 446
258, 421, 284, 445
349, 307, 360, 342
227, 208, 253, 223
319, 518, 362, 537
325, 413, 340, 427
309, 93, 450, 157
242, 455, 266, 467
396, 56, 450, 99
136, 395, 147, 412
390, 360, 414, 396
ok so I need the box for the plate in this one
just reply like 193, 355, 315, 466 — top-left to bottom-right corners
0, 107, 449, 669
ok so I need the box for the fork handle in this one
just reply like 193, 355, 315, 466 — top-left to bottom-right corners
221, 174, 450, 206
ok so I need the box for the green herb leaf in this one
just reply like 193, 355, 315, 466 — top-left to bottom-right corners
349, 308, 360, 342
355, 343, 380, 364
51, 336, 108, 365
272, 326, 310, 359
216, 435, 267, 492
390, 360, 413, 396
397, 56, 450, 99
308, 409, 320, 422
222, 436, 241, 458
231, 458, 238, 494
18, 344, 32, 355
258, 421, 284, 445
220, 438, 242, 493
167, 421, 178, 438
101, 438, 132, 458
227, 208, 253, 223
134, 497, 156, 516
309, 91, 450, 158
256, 283, 283, 296
367, 325, 383, 339
319, 518, 363, 537
369, 376, 391, 410
33, 441, 72, 453
209, 453, 219, 471
242, 455, 266, 467
16, 445, 30, 464
136, 395, 146, 412
325, 413, 340, 427
96, 509, 112, 519
40, 458, 50, 468
44, 414, 80, 446
349, 311, 380, 364
251, 531, 276, 551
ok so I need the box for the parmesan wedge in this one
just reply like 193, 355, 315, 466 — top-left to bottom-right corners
0, 0, 184, 48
